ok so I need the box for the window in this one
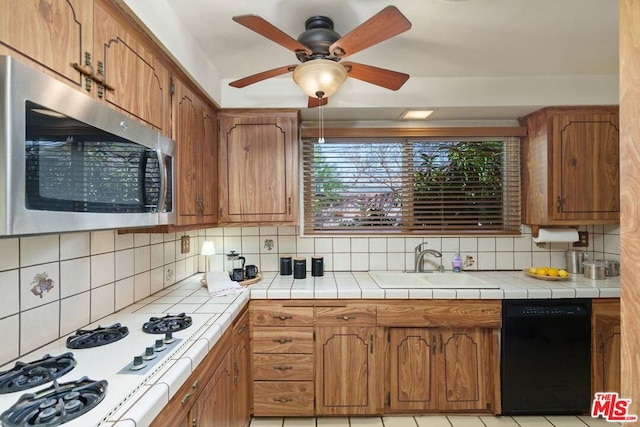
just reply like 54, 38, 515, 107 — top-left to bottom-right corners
302, 136, 521, 235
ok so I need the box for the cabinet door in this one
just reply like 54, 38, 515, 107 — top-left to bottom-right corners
592, 300, 621, 395
552, 112, 619, 220
0, 0, 92, 89
389, 328, 438, 412
315, 326, 380, 415
173, 79, 202, 225
201, 104, 218, 224
232, 310, 251, 427
93, 1, 170, 134
218, 112, 299, 224
196, 351, 232, 427
438, 328, 491, 411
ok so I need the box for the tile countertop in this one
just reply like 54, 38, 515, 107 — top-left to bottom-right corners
249, 270, 620, 300
0, 270, 618, 427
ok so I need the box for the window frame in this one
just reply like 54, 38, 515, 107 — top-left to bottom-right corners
300, 127, 524, 237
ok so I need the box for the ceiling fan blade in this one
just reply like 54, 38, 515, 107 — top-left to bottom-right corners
329, 6, 411, 58
308, 96, 328, 108
342, 62, 409, 90
229, 65, 297, 88
233, 15, 312, 55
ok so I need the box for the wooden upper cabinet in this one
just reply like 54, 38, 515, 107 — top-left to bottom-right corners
172, 78, 218, 227
0, 0, 92, 89
520, 106, 620, 227
218, 110, 300, 225
93, 0, 171, 134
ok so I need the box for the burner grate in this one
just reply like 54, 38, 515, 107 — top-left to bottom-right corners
142, 313, 192, 334
0, 353, 76, 394
0, 376, 107, 427
66, 323, 129, 349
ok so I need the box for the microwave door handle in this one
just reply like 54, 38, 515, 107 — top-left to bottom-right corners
156, 149, 168, 213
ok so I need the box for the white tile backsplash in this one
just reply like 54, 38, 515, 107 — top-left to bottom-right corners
0, 238, 19, 271
91, 252, 115, 288
20, 302, 60, 354
20, 234, 59, 267
60, 292, 91, 336
60, 257, 91, 298
0, 223, 620, 367
0, 270, 19, 318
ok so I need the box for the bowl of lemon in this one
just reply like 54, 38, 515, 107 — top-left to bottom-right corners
524, 266, 571, 281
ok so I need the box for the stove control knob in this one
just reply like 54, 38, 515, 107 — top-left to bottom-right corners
164, 332, 175, 344
143, 346, 157, 360
155, 339, 166, 352
130, 355, 147, 371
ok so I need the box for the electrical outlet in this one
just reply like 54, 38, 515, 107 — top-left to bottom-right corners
573, 231, 589, 248
181, 236, 190, 254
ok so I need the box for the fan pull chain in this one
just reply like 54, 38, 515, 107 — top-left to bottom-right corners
316, 91, 325, 144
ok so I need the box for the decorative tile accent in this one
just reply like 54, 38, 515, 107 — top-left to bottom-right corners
20, 263, 59, 311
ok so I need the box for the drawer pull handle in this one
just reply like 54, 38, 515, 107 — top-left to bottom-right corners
181, 379, 200, 405
273, 314, 293, 321
273, 365, 293, 371
337, 315, 356, 321
273, 337, 293, 344
273, 396, 293, 403
238, 323, 248, 334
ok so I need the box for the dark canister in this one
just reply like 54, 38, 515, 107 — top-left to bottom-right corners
245, 264, 259, 279
311, 256, 324, 277
293, 257, 306, 279
231, 268, 245, 282
280, 256, 292, 275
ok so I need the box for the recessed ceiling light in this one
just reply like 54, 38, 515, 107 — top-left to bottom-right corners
399, 110, 434, 120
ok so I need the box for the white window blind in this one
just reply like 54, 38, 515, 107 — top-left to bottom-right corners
302, 137, 521, 234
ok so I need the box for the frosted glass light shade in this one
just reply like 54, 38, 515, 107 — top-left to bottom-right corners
292, 59, 347, 98
201, 241, 216, 256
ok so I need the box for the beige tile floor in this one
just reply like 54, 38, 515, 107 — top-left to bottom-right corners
249, 415, 619, 427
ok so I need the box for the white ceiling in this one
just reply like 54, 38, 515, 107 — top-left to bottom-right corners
126, 0, 619, 124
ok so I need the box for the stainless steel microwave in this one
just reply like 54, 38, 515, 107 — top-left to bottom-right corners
0, 56, 175, 236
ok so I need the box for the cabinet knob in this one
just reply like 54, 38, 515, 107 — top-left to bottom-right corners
273, 337, 293, 344
336, 315, 356, 321
273, 396, 293, 403
273, 314, 293, 321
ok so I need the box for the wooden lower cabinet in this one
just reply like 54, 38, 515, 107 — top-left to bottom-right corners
232, 309, 251, 427
388, 327, 493, 413
315, 326, 383, 415
152, 330, 232, 427
251, 300, 315, 416
592, 299, 621, 396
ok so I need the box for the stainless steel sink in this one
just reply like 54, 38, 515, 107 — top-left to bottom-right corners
369, 271, 500, 289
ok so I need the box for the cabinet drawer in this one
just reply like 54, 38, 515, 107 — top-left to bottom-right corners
252, 304, 314, 327
253, 381, 314, 416
253, 354, 314, 381
315, 305, 376, 326
253, 327, 314, 353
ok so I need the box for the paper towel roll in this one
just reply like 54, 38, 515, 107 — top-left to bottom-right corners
532, 227, 579, 243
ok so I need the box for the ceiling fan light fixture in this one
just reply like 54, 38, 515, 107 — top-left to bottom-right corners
292, 59, 347, 98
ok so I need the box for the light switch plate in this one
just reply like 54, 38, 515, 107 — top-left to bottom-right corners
573, 231, 589, 247
181, 236, 190, 254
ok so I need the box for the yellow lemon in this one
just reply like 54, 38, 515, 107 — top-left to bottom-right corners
558, 269, 569, 278
547, 268, 559, 277
536, 267, 549, 276
528, 267, 537, 274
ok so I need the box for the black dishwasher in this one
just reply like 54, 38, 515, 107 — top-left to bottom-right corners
501, 299, 591, 415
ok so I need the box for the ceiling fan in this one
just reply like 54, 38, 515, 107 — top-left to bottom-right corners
229, 6, 412, 107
